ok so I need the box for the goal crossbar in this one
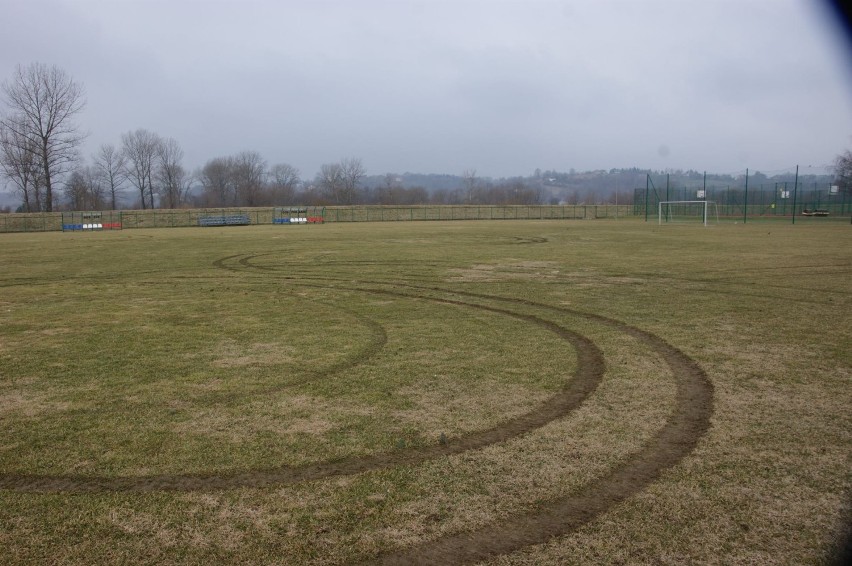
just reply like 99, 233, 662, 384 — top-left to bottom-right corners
658, 200, 717, 226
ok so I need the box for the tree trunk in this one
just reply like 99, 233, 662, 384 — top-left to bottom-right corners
42, 140, 53, 212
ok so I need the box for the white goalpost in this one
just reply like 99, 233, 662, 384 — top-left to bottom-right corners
658, 200, 719, 226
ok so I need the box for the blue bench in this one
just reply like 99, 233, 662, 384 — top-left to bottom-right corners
198, 215, 251, 227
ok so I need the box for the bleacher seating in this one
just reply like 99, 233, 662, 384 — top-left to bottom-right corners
198, 215, 251, 226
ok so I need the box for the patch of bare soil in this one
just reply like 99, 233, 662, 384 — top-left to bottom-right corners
448, 261, 561, 283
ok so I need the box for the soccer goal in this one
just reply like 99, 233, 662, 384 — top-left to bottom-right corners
658, 200, 718, 226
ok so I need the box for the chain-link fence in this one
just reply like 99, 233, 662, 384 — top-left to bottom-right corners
321, 204, 628, 222
0, 204, 636, 233
633, 181, 852, 222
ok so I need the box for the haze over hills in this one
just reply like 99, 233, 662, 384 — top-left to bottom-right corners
361, 166, 835, 204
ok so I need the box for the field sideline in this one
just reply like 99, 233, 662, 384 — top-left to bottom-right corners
0, 219, 850, 564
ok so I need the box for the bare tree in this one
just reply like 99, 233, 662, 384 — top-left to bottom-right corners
64, 165, 104, 211
232, 151, 266, 206
501, 179, 538, 204
93, 143, 126, 210
0, 117, 43, 211
121, 129, 162, 209
316, 162, 344, 203
64, 169, 89, 211
198, 156, 235, 206
462, 169, 477, 203
0, 63, 86, 211
340, 157, 365, 205
157, 137, 189, 209
269, 163, 300, 204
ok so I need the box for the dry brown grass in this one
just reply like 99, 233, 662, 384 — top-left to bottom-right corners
0, 220, 849, 565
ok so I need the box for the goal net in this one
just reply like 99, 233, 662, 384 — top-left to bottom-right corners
658, 200, 718, 226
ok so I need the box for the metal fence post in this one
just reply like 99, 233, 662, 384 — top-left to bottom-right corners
792, 165, 799, 224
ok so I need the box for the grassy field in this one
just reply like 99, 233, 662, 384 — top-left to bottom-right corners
0, 219, 849, 565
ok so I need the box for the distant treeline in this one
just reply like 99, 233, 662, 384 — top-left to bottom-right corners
2, 159, 840, 213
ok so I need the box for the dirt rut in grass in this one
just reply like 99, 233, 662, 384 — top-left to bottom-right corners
372, 304, 713, 565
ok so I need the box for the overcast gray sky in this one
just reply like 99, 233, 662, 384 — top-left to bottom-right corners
2, 0, 851, 179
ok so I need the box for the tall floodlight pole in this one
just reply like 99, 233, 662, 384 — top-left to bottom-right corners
743, 168, 749, 224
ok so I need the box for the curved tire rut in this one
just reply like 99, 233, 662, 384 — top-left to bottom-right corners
374, 292, 713, 565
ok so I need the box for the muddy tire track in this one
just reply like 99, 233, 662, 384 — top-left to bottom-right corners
510, 236, 548, 244
372, 291, 713, 565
